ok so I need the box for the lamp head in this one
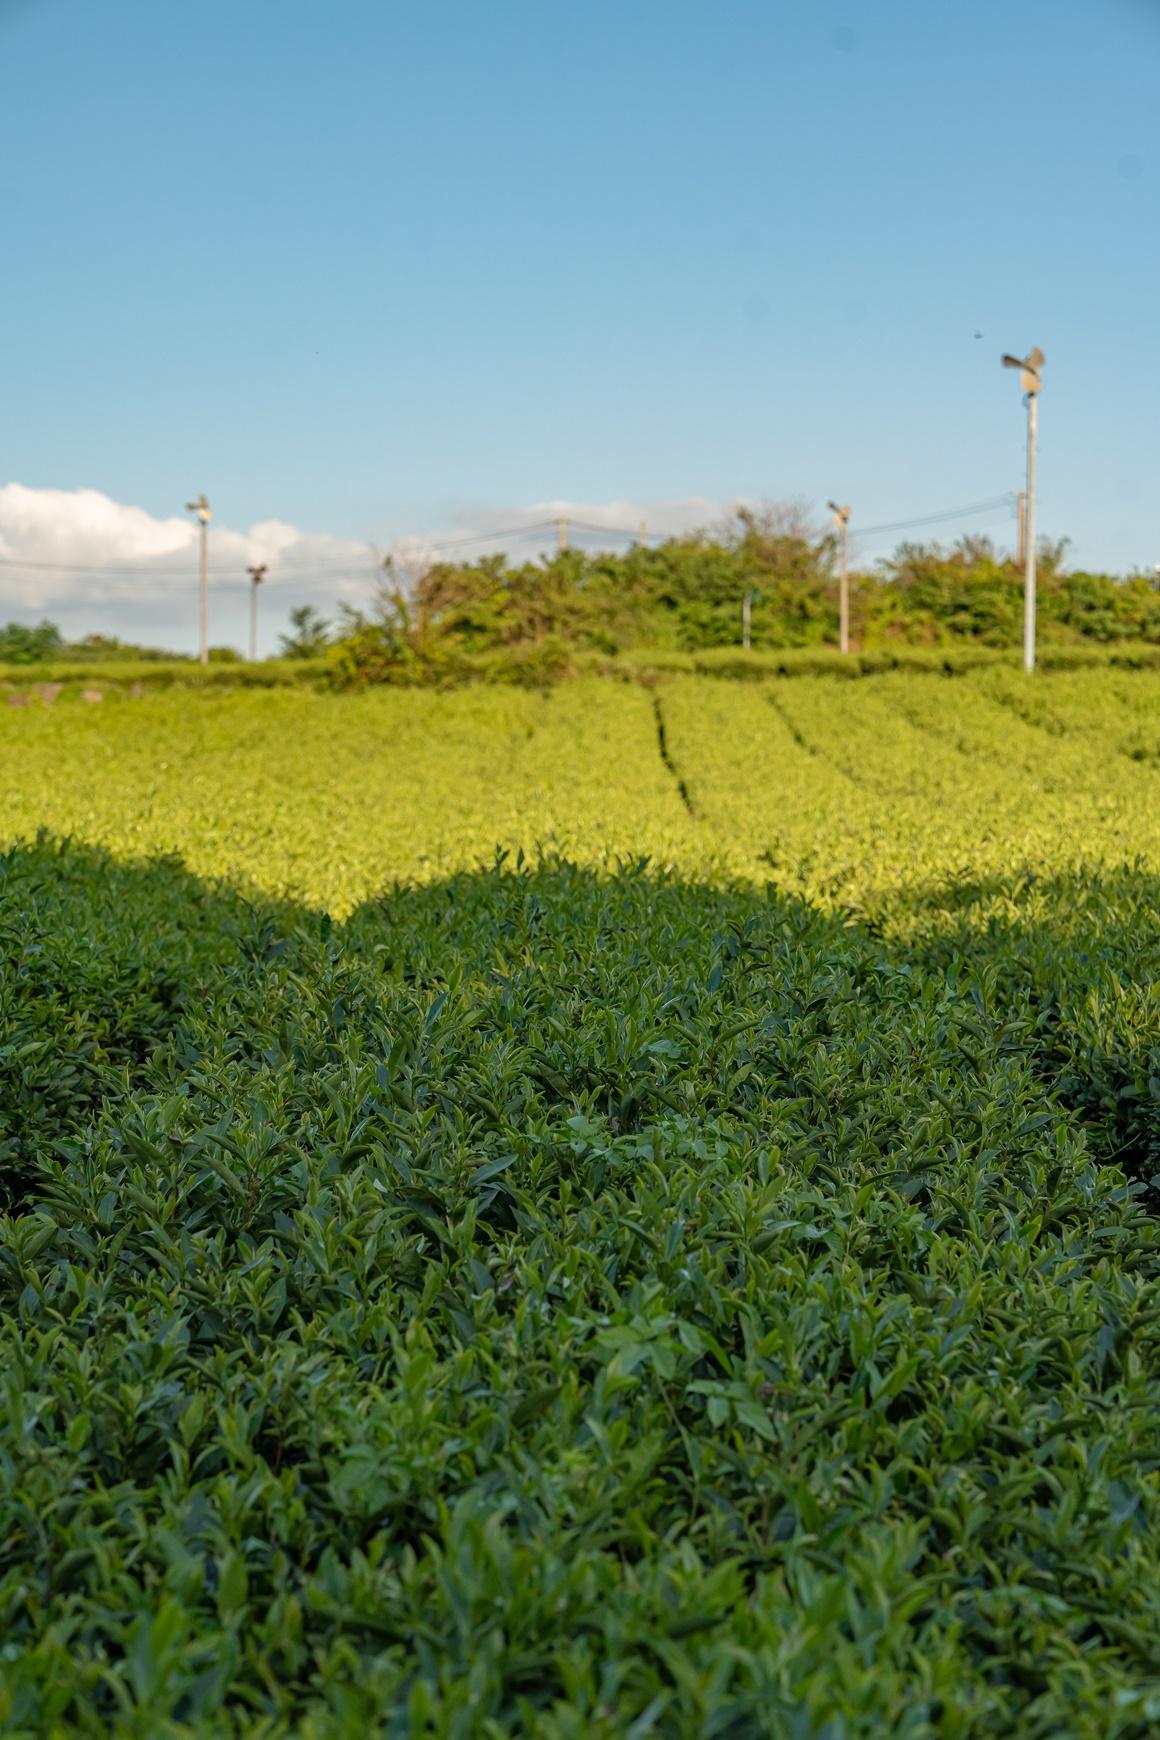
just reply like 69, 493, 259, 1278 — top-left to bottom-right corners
1001, 348, 1044, 394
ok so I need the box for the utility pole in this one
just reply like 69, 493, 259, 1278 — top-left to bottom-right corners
827, 501, 852, 653
246, 564, 267, 662
639, 519, 648, 547
1002, 347, 1045, 673
742, 589, 752, 651
1025, 392, 1038, 672
185, 493, 212, 664
557, 516, 568, 552
1016, 491, 1027, 568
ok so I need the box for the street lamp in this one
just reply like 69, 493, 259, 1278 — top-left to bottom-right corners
185, 494, 212, 665
246, 564, 267, 662
827, 501, 852, 654
1000, 347, 1044, 673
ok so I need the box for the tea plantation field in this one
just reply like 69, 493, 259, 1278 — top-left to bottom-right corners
1, 670, 1159, 1737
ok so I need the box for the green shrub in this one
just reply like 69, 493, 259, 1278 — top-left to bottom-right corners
0, 620, 62, 663
2, 671, 1160, 1731
2, 842, 1160, 1735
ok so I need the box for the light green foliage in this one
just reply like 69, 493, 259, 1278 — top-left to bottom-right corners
659, 670, 1160, 907
1, 671, 1159, 1736
0, 656, 327, 691
0, 683, 695, 913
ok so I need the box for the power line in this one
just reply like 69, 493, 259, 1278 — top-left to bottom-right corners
235, 550, 380, 572
485, 498, 1016, 550
403, 520, 559, 555
0, 550, 383, 578
558, 498, 1016, 548
848, 494, 1017, 542
0, 494, 1021, 582
0, 552, 203, 576
564, 519, 641, 538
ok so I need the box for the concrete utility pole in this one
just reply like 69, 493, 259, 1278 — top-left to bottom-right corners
827, 501, 852, 653
246, 564, 267, 662
185, 494, 212, 664
1001, 347, 1045, 673
639, 519, 648, 547
742, 589, 753, 651
557, 516, 568, 552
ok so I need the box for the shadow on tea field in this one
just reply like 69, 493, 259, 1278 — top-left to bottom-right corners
869, 863, 1160, 1185
2, 838, 1159, 1737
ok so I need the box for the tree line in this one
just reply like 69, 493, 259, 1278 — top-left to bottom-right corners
7, 506, 1159, 674
291, 507, 1160, 683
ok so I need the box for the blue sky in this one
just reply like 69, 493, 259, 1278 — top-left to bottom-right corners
0, 0, 1156, 649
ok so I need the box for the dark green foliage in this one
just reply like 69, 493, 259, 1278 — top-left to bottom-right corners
62, 634, 196, 663
336, 512, 841, 686
876, 541, 1160, 647
909, 868, 1160, 1185
0, 845, 250, 1213
332, 524, 1160, 688
280, 606, 332, 660
0, 620, 63, 663
0, 628, 202, 667
3, 843, 1160, 1735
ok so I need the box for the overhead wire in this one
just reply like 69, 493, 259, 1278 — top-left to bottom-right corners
405, 520, 560, 555
848, 494, 1017, 542
0, 551, 383, 579
0, 552, 212, 576
0, 495, 1021, 582
563, 519, 642, 538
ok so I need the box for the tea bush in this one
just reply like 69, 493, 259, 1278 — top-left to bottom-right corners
1, 671, 1159, 1736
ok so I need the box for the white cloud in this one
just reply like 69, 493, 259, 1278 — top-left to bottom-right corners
0, 484, 383, 654
0, 483, 738, 655
0, 483, 194, 569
